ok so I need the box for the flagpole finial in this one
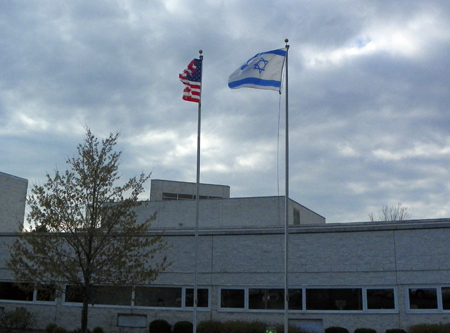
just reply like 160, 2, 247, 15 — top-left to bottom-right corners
285, 38, 289, 44
199, 50, 203, 55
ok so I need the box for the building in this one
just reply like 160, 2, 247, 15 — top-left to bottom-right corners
0, 172, 27, 232
1, 176, 450, 332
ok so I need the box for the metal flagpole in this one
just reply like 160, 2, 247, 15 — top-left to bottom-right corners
193, 50, 203, 333
284, 39, 290, 333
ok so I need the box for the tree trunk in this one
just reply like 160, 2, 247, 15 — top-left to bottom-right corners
81, 284, 90, 333
81, 297, 89, 333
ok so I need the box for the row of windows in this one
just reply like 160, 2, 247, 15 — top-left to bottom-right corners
1, 283, 449, 313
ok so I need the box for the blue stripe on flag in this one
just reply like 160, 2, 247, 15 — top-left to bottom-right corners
228, 77, 282, 89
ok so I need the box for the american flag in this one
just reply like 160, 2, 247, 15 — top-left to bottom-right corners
179, 58, 202, 103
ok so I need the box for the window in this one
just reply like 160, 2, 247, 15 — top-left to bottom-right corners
65, 285, 83, 303
36, 284, 56, 302
306, 288, 362, 311
0, 282, 33, 302
134, 287, 181, 307
185, 288, 209, 308
293, 209, 300, 225
249, 289, 284, 310
221, 289, 245, 309
289, 289, 303, 310
442, 287, 450, 310
366, 288, 395, 310
408, 288, 438, 310
94, 286, 132, 306
65, 285, 132, 306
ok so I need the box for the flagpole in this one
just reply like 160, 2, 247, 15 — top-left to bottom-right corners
193, 50, 203, 333
284, 39, 290, 333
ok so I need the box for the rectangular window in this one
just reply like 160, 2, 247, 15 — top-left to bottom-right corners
65, 285, 83, 303
134, 287, 182, 308
36, 284, 56, 302
185, 288, 209, 308
65, 285, 132, 306
249, 289, 284, 310
293, 209, 300, 225
366, 288, 395, 310
220, 289, 245, 309
0, 282, 33, 302
442, 287, 450, 310
408, 288, 438, 310
306, 288, 362, 311
93, 286, 132, 306
289, 289, 303, 310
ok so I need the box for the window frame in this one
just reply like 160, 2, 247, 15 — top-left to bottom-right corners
406, 286, 443, 313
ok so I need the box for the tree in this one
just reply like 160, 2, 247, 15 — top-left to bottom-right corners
369, 202, 411, 222
7, 129, 170, 333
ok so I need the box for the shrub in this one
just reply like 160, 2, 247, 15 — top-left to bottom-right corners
385, 330, 406, 333
325, 327, 349, 333
92, 327, 105, 333
408, 323, 450, 333
149, 319, 171, 333
173, 321, 193, 333
354, 329, 376, 333
222, 320, 266, 333
242, 320, 267, 333
46, 322, 59, 333
197, 320, 225, 333
0, 306, 37, 330
53, 327, 68, 333
275, 323, 310, 333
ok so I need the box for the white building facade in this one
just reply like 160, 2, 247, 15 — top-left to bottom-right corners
1, 177, 450, 332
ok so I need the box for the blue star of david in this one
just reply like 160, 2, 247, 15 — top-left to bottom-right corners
253, 57, 268, 74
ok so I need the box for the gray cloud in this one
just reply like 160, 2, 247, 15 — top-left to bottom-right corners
1, 0, 450, 223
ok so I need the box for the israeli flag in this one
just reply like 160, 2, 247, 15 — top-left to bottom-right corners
228, 48, 287, 91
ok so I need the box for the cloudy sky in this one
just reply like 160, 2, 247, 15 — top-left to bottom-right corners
1, 0, 450, 223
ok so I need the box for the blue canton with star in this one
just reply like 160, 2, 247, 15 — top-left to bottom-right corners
253, 57, 268, 74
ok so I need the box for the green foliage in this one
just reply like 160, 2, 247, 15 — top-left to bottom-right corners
173, 321, 193, 333
46, 323, 59, 333
197, 320, 307, 333
71, 328, 91, 333
325, 327, 349, 333
223, 320, 266, 333
92, 327, 105, 333
408, 323, 450, 333
275, 323, 310, 333
385, 330, 406, 333
53, 326, 68, 333
149, 319, 171, 333
0, 307, 36, 330
354, 329, 376, 333
197, 320, 225, 333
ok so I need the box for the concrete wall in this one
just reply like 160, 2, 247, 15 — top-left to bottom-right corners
0, 172, 27, 232
2, 220, 450, 332
150, 179, 230, 200
134, 196, 325, 229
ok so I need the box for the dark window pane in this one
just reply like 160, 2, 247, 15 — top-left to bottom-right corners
0, 282, 33, 301
185, 288, 208, 308
289, 289, 302, 310
408, 288, 437, 310
36, 284, 56, 302
65, 285, 83, 303
65, 285, 132, 305
135, 287, 182, 307
221, 289, 245, 308
366, 289, 395, 310
93, 286, 132, 306
306, 288, 362, 311
442, 287, 450, 310
249, 289, 284, 310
